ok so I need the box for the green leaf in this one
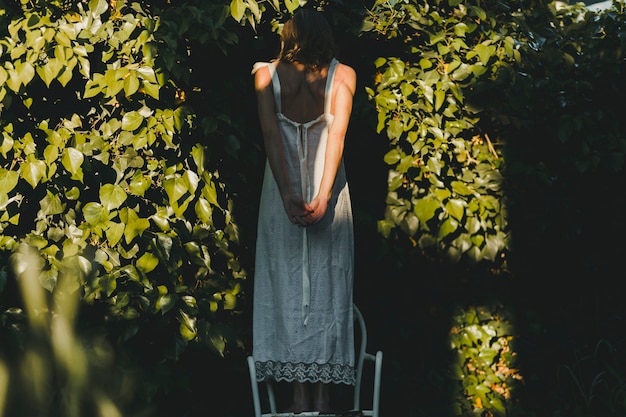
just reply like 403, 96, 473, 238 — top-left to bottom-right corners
135, 66, 157, 83
445, 198, 465, 220
89, 0, 109, 17
58, 57, 77, 87
179, 310, 197, 341
129, 171, 151, 196
434, 89, 445, 111
39, 190, 65, 215
100, 183, 127, 210
104, 70, 124, 97
383, 149, 402, 165
469, 5, 487, 20
6, 68, 21, 92
16, 61, 35, 86
202, 177, 219, 207
230, 0, 246, 22
37, 58, 64, 87
0, 132, 13, 158
137, 251, 159, 273
210, 331, 226, 356
285, 0, 300, 13
83, 202, 109, 226
414, 196, 439, 223
164, 176, 189, 204
141, 81, 159, 99
0, 168, 19, 194
195, 198, 213, 224
191, 144, 205, 175
61, 147, 84, 181
83, 77, 102, 98
124, 72, 140, 97
156, 293, 177, 314
105, 221, 125, 246
120, 207, 151, 244
400, 212, 419, 236
20, 159, 46, 188
0, 67, 8, 86
475, 43, 495, 65
78, 56, 91, 78
121, 111, 144, 131
439, 217, 459, 238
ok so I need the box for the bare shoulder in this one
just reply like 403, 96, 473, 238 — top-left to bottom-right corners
334, 63, 357, 94
253, 62, 273, 91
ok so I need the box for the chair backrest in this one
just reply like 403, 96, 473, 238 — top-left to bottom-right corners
247, 303, 382, 417
352, 304, 383, 417
353, 304, 368, 409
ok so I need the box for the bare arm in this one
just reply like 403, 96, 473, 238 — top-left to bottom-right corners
254, 64, 313, 224
305, 63, 357, 225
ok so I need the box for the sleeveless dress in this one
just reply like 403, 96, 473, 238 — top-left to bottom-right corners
252, 58, 355, 386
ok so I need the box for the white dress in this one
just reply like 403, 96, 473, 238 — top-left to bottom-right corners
252, 58, 355, 385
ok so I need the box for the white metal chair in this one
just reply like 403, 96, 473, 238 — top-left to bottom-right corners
247, 304, 383, 417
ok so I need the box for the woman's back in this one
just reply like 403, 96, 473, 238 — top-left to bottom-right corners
275, 61, 328, 124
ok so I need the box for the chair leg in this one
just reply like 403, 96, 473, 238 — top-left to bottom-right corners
266, 379, 277, 414
372, 351, 383, 417
247, 356, 262, 417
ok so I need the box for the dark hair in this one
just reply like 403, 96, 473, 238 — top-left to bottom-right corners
277, 8, 337, 71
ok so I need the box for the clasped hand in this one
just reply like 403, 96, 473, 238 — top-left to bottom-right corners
284, 194, 328, 227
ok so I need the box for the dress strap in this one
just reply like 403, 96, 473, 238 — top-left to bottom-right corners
268, 62, 281, 113
324, 58, 338, 114
251, 61, 282, 113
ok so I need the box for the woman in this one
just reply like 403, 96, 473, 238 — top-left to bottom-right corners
251, 8, 357, 414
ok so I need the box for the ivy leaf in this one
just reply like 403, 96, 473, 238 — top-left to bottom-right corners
400, 212, 419, 236
137, 251, 159, 273
179, 311, 197, 341
16, 61, 35, 86
120, 207, 150, 244
89, 0, 109, 18
445, 198, 465, 221
104, 221, 125, 246
434, 89, 445, 111
164, 177, 185, 205
43, 144, 59, 164
383, 148, 402, 165
61, 147, 84, 181
100, 183, 128, 210
135, 66, 157, 83
191, 144, 205, 175
414, 196, 439, 223
0, 168, 19, 194
58, 56, 77, 87
229, 0, 246, 22
0, 132, 13, 158
156, 293, 177, 314
39, 190, 65, 216
141, 81, 159, 99
37, 58, 64, 87
210, 331, 226, 356
83, 77, 102, 98
6, 68, 21, 92
129, 171, 151, 196
439, 217, 459, 238
195, 198, 213, 224
202, 177, 219, 208
475, 43, 495, 65
0, 67, 7, 86
83, 202, 109, 226
121, 110, 144, 131
124, 72, 140, 97
20, 159, 46, 188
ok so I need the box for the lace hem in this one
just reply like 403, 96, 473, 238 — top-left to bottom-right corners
256, 360, 356, 385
